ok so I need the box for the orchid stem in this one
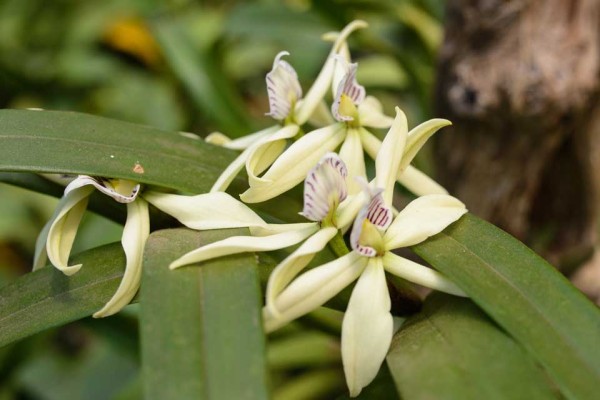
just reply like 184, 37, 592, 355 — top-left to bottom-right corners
328, 231, 350, 258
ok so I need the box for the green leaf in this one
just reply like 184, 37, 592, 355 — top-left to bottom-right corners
0, 109, 239, 193
151, 18, 254, 137
0, 242, 126, 348
412, 214, 600, 400
387, 294, 557, 400
139, 228, 269, 399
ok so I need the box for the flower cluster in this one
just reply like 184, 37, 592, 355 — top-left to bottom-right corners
35, 20, 468, 397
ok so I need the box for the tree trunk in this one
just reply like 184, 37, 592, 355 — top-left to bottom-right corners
434, 0, 600, 278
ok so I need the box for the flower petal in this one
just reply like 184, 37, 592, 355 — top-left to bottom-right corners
266, 51, 303, 120
207, 126, 278, 150
383, 252, 466, 296
46, 186, 94, 275
246, 124, 299, 187
209, 146, 251, 192
240, 124, 346, 203
399, 118, 452, 174
342, 257, 393, 397
397, 165, 448, 195
301, 153, 348, 222
263, 252, 368, 332
295, 20, 368, 124
143, 191, 267, 230
384, 194, 467, 249
360, 128, 448, 196
66, 176, 139, 204
358, 96, 394, 129
265, 227, 338, 316
339, 128, 366, 195
336, 191, 369, 231
169, 224, 318, 269
375, 107, 408, 204
33, 218, 52, 271
93, 199, 150, 317
306, 100, 336, 127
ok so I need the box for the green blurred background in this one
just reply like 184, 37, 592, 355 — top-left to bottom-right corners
0, 0, 443, 398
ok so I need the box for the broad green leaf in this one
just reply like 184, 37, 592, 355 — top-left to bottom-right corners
140, 228, 268, 400
151, 18, 254, 137
0, 242, 126, 348
0, 109, 239, 194
387, 294, 557, 400
412, 214, 600, 400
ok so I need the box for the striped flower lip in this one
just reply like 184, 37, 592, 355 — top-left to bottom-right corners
265, 51, 303, 121
65, 175, 140, 203
300, 153, 348, 224
331, 62, 365, 123
349, 186, 392, 257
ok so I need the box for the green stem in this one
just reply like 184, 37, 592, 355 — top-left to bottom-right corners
328, 231, 350, 258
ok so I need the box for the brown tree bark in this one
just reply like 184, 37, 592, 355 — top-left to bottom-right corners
434, 0, 600, 280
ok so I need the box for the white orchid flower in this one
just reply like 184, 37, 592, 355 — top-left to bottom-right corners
264, 152, 370, 317
262, 110, 468, 397
240, 57, 450, 203
34, 176, 149, 318
207, 20, 368, 193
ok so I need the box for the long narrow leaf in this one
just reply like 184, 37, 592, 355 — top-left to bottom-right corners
0, 109, 240, 193
412, 214, 600, 400
140, 228, 269, 399
387, 294, 557, 399
0, 243, 126, 347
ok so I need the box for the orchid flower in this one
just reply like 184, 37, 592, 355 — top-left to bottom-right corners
34, 176, 149, 318
240, 57, 450, 204
207, 20, 368, 193
262, 107, 468, 397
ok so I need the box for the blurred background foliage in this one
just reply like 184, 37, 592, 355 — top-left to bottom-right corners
0, 0, 443, 398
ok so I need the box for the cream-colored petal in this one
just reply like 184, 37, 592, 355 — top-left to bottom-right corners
397, 165, 448, 195
46, 186, 94, 275
240, 124, 346, 203
33, 218, 52, 270
210, 146, 251, 192
336, 191, 369, 231
375, 107, 408, 205
399, 118, 452, 173
246, 124, 299, 186
249, 222, 318, 236
384, 194, 467, 249
331, 43, 351, 94
211, 125, 279, 150
169, 224, 318, 269
339, 128, 366, 195
263, 252, 368, 332
143, 191, 266, 230
93, 199, 150, 318
360, 129, 449, 196
383, 252, 466, 296
295, 20, 368, 124
265, 227, 338, 315
358, 96, 394, 129
342, 257, 393, 397
306, 100, 336, 127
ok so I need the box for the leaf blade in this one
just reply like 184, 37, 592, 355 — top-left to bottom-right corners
412, 214, 600, 400
140, 228, 269, 400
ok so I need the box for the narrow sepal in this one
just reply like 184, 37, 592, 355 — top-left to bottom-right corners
93, 199, 150, 317
342, 257, 393, 397
382, 252, 466, 296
